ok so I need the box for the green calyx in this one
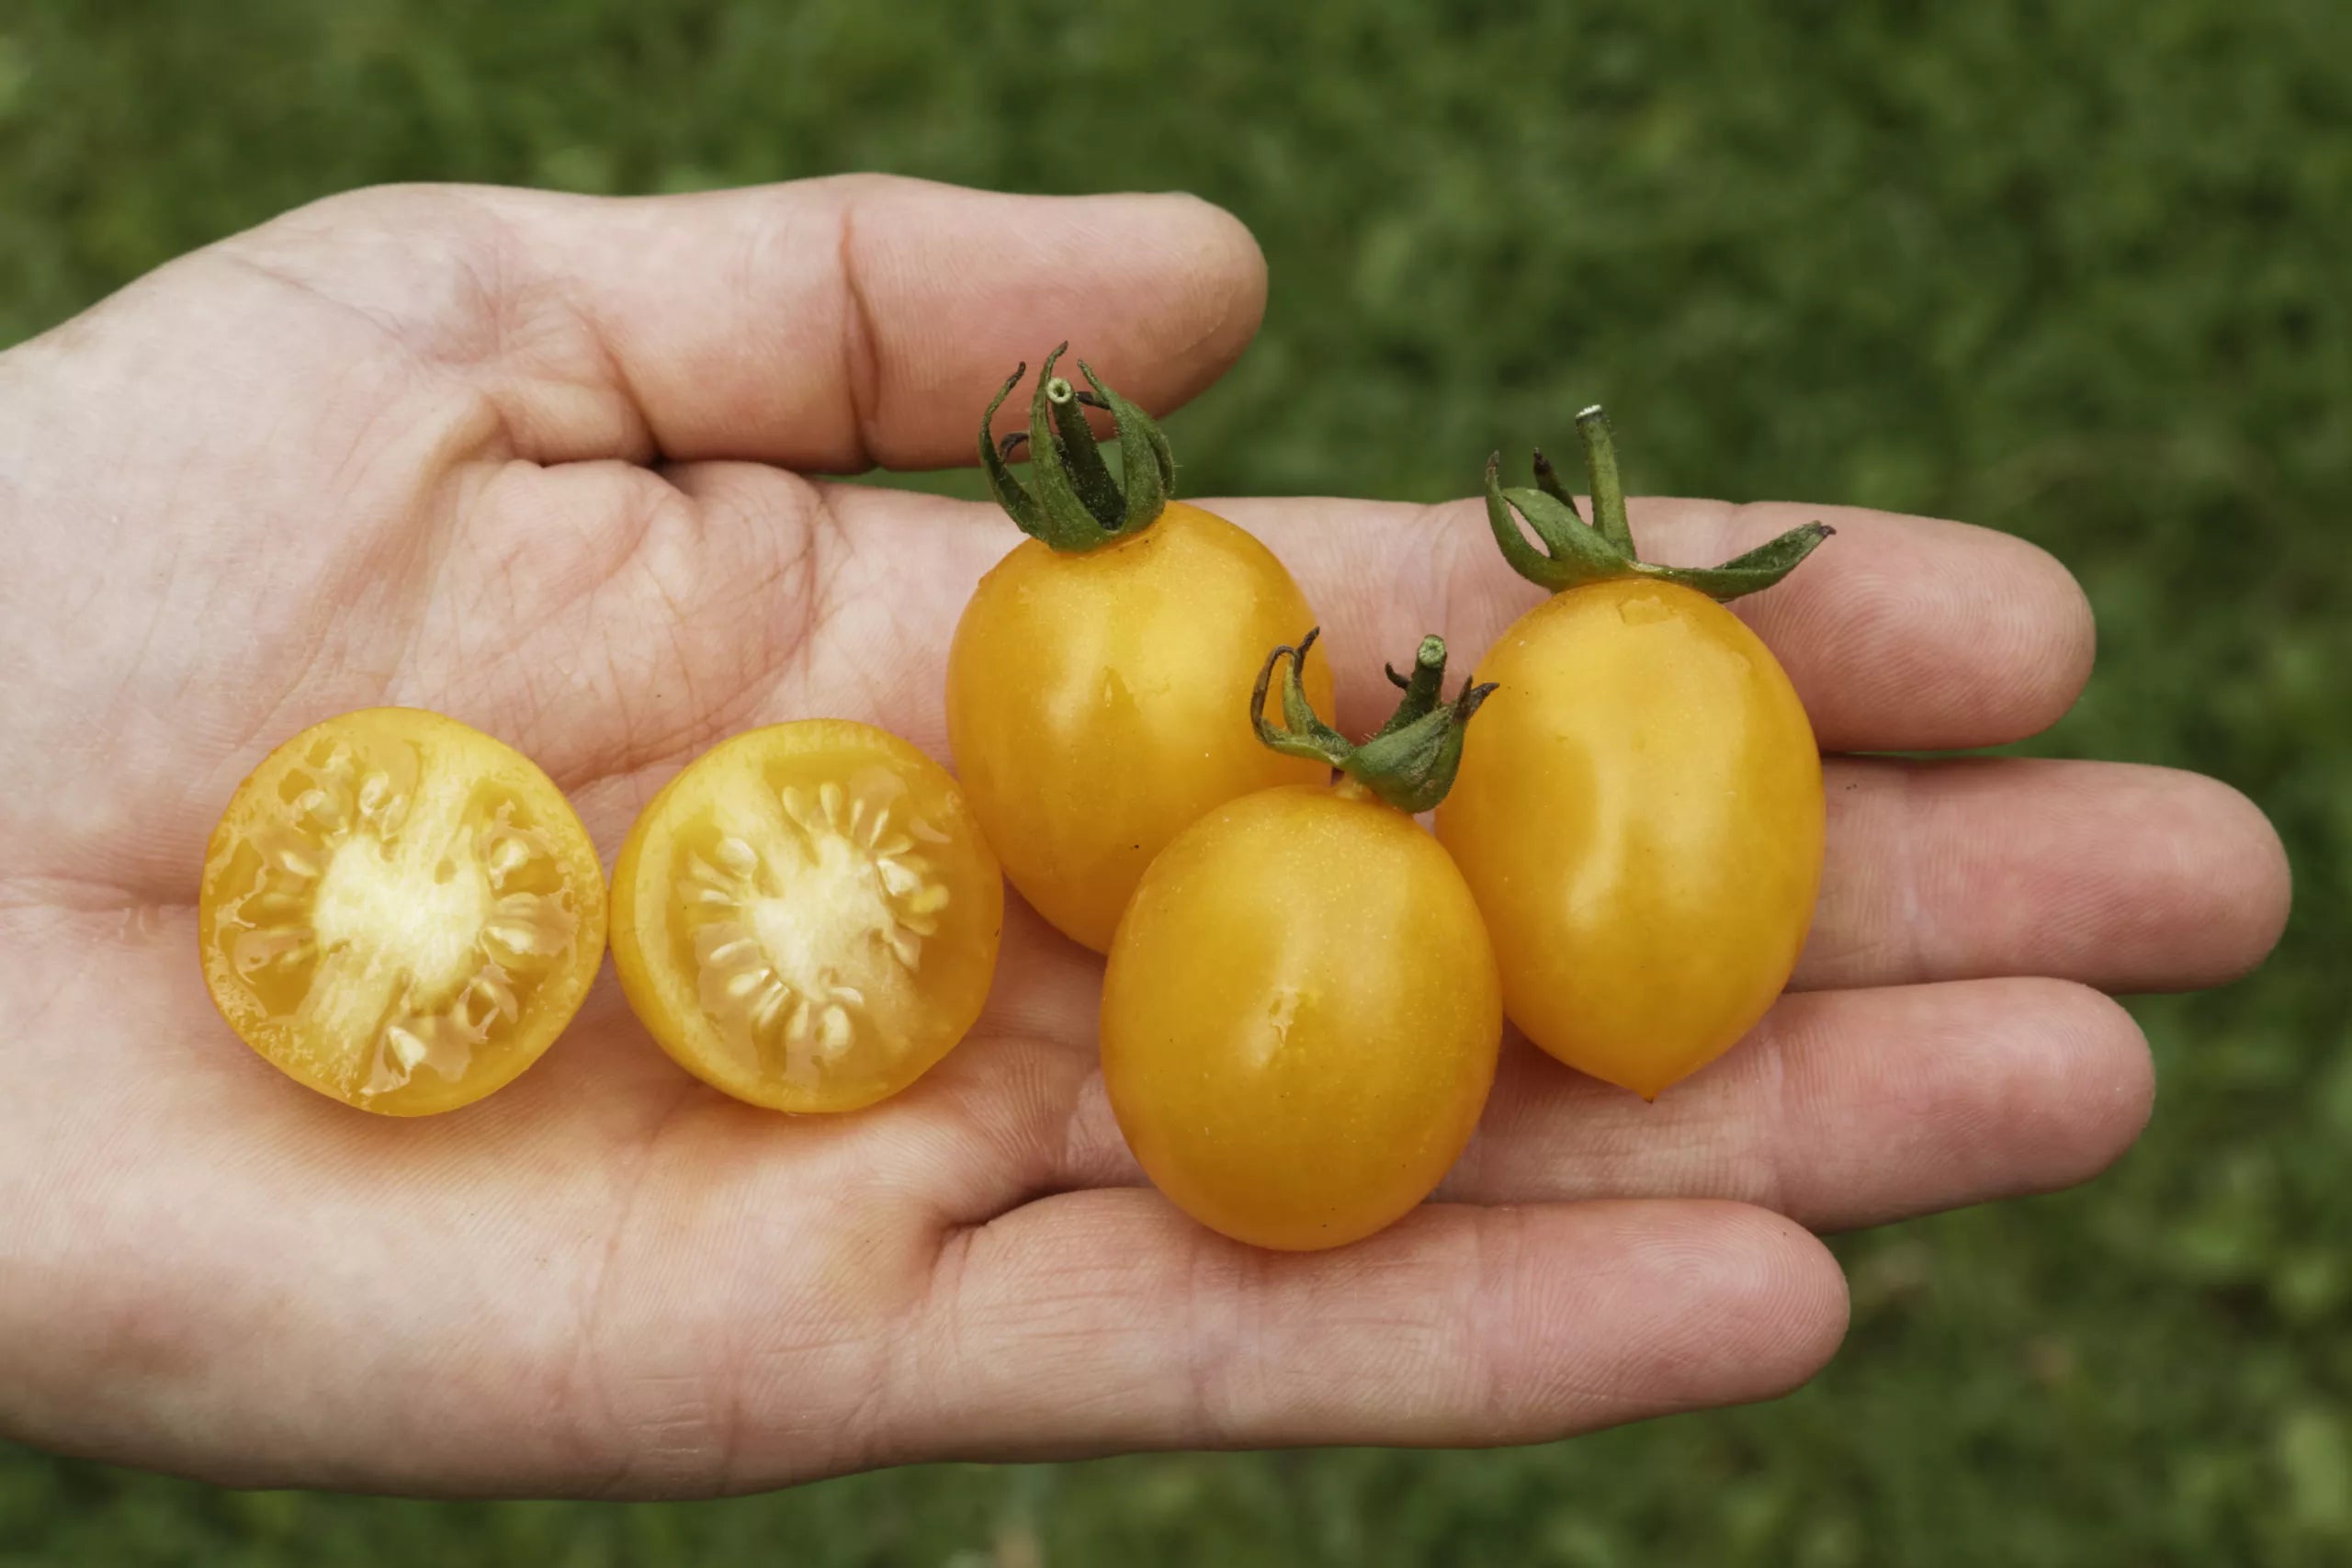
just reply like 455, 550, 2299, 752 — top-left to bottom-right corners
978, 343, 1176, 553
1252, 628, 1496, 815
1485, 405, 1833, 601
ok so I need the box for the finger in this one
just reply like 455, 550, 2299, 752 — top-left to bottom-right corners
1805, 758, 2291, 993
1441, 979, 2154, 1230
220, 176, 1267, 469
1042, 978, 2152, 1235
884, 1194, 1845, 1462
1215, 493, 2097, 752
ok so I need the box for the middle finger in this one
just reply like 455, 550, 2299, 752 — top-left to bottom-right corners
1803, 756, 2286, 994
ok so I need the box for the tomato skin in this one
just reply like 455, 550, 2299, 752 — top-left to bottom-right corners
946, 502, 1329, 953
1101, 784, 1501, 1251
197, 707, 608, 1117
610, 720, 1001, 1113
1436, 580, 1824, 1099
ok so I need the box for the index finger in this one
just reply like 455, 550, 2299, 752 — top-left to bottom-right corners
216, 175, 1269, 471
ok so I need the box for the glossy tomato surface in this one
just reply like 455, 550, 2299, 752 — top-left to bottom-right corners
1438, 579, 1825, 1098
197, 707, 607, 1116
946, 502, 1329, 953
611, 720, 1001, 1112
1102, 784, 1501, 1251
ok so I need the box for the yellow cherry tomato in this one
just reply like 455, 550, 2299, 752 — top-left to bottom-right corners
949, 348, 1329, 953
948, 500, 1329, 952
1102, 629, 1504, 1252
1440, 417, 1827, 1098
198, 707, 607, 1116
1102, 782, 1501, 1251
610, 720, 1001, 1112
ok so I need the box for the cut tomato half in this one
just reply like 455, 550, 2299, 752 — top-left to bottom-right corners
611, 720, 1002, 1112
198, 707, 608, 1115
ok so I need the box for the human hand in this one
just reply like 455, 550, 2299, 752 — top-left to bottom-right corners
0, 176, 2290, 1495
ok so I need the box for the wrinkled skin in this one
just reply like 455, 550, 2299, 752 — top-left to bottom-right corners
0, 175, 2291, 1496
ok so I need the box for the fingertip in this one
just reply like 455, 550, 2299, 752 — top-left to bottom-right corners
1847, 977, 2154, 1212
2058, 763, 2292, 992
1518, 1201, 1849, 1419
1825, 512, 2097, 747
2160, 773, 2294, 987
1072, 191, 1266, 414
1676, 1202, 1850, 1404
1973, 528, 2098, 739
1703, 503, 2100, 750
1167, 191, 1268, 367
2028, 981, 2157, 1180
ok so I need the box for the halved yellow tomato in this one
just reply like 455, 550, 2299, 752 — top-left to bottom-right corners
610, 721, 1002, 1112
197, 707, 608, 1116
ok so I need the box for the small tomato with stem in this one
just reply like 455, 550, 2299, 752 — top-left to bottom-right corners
1436, 408, 1830, 1099
1102, 630, 1502, 1251
946, 345, 1330, 953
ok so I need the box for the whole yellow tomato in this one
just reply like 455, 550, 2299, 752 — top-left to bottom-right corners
947, 346, 1329, 953
197, 707, 607, 1116
610, 720, 1002, 1113
1102, 633, 1501, 1251
1437, 409, 1829, 1099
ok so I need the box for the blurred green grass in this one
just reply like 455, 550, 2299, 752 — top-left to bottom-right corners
3, 0, 2346, 1562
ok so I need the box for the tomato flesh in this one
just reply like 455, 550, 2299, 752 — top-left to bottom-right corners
946, 502, 1329, 953
1438, 580, 1825, 1098
610, 720, 1002, 1112
1101, 784, 1501, 1250
197, 707, 608, 1116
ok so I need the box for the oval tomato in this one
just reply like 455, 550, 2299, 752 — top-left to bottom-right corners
197, 707, 607, 1116
947, 348, 1329, 953
1101, 634, 1501, 1251
1440, 581, 1823, 1098
1437, 412, 1829, 1098
610, 720, 1001, 1112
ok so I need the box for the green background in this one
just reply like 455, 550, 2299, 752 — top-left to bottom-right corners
3, 1, 2346, 1562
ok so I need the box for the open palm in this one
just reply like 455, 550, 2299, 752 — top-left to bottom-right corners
0, 176, 2289, 1496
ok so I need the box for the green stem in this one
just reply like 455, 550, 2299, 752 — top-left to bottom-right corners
1482, 405, 1832, 601
1373, 636, 1450, 740
1046, 373, 1125, 526
1253, 629, 1494, 815
979, 346, 1174, 553
1575, 405, 1637, 557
